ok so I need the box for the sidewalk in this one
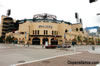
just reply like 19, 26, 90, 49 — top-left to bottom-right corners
89, 48, 100, 54
14, 52, 100, 66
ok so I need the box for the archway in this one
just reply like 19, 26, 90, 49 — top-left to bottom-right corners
51, 38, 58, 45
43, 38, 48, 45
32, 38, 40, 45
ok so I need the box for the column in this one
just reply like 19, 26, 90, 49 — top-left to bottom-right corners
30, 37, 33, 45
48, 38, 51, 45
40, 37, 43, 45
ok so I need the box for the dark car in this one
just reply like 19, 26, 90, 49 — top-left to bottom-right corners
45, 45, 57, 49
57, 45, 71, 48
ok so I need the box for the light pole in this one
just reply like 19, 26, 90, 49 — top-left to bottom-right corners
89, 0, 98, 3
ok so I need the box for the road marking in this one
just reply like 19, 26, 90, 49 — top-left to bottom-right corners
0, 46, 10, 49
10, 52, 82, 66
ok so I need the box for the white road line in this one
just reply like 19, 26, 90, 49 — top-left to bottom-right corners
10, 52, 82, 66
0, 47, 10, 49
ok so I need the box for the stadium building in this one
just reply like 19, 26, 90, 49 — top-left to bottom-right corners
0, 13, 94, 45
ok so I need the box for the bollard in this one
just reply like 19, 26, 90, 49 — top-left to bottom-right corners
92, 46, 95, 50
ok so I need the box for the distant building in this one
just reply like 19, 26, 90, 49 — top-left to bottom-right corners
85, 26, 100, 37
0, 15, 18, 38
97, 27, 100, 34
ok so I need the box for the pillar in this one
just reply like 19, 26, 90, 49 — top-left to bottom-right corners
40, 37, 43, 45
30, 37, 33, 45
48, 37, 51, 45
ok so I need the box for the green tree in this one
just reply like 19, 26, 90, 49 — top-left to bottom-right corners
6, 36, 14, 43
77, 36, 82, 45
84, 37, 89, 45
0, 36, 4, 43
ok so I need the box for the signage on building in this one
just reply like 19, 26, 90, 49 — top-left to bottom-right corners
39, 25, 52, 29
69, 29, 72, 32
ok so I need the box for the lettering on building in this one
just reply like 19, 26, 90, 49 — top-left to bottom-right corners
39, 25, 53, 29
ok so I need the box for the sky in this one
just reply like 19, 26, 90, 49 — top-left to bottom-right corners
0, 0, 100, 31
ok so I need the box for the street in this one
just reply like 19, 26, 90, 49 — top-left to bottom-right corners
0, 44, 100, 66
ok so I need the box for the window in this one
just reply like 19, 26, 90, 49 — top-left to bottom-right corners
37, 30, 39, 35
56, 31, 58, 35
44, 30, 45, 35
65, 29, 68, 32
52, 31, 58, 35
80, 28, 83, 31
46, 30, 47, 35
33, 30, 39, 35
76, 28, 78, 31
52, 31, 53, 35
35, 30, 37, 35
54, 31, 56, 35
20, 32, 24, 34
44, 30, 48, 35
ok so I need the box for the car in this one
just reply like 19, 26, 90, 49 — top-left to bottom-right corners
57, 45, 71, 48
45, 45, 57, 49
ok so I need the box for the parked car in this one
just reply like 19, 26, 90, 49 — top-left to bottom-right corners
57, 45, 71, 48
45, 45, 57, 49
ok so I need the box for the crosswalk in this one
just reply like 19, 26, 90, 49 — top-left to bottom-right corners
0, 46, 10, 49
0, 44, 11, 49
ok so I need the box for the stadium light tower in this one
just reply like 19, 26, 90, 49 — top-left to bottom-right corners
97, 13, 100, 15
89, 0, 97, 3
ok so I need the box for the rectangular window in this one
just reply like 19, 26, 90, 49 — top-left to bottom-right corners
55, 31, 56, 35
46, 30, 48, 35
35, 30, 37, 35
52, 31, 53, 35
56, 31, 58, 35
44, 30, 48, 35
44, 30, 45, 35
38, 30, 39, 35
20, 32, 24, 34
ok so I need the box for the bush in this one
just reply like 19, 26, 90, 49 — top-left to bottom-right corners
6, 36, 14, 43
0, 36, 4, 43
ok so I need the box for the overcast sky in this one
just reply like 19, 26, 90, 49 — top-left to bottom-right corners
0, 0, 100, 30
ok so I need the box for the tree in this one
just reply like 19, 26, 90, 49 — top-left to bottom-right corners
0, 36, 4, 43
6, 36, 14, 43
77, 36, 83, 45
97, 38, 100, 45
84, 37, 89, 45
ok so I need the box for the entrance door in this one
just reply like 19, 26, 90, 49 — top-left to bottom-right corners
51, 38, 58, 45
43, 38, 48, 45
32, 38, 40, 45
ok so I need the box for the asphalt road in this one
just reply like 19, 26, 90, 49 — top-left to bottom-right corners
16, 52, 100, 66
0, 44, 75, 66
0, 44, 100, 66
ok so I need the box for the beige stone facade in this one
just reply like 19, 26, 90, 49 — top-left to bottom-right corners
6, 21, 89, 45
1, 13, 99, 45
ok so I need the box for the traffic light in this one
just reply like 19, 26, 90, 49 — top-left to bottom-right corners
89, 0, 97, 3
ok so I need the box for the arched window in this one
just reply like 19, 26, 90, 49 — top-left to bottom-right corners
76, 28, 78, 31
80, 28, 83, 31
65, 29, 68, 32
